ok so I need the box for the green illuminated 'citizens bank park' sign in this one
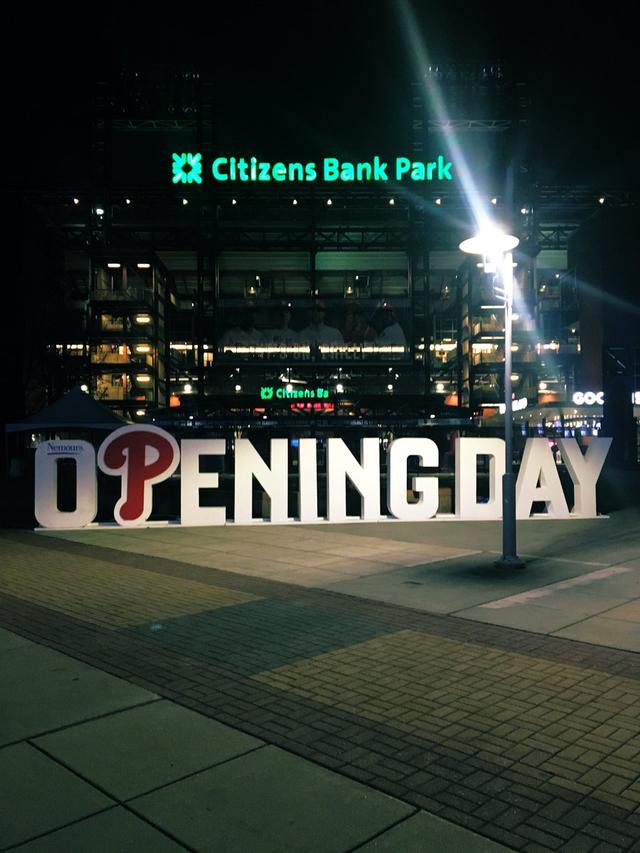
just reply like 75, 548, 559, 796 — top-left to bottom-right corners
171, 153, 454, 184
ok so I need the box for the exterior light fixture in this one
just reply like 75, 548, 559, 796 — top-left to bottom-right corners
235, 384, 242, 392
125, 198, 131, 205
389, 198, 395, 206
107, 263, 121, 269
460, 226, 523, 569
137, 262, 151, 269
135, 344, 151, 353
136, 374, 151, 383
80, 384, 88, 392
598, 196, 605, 204
135, 409, 145, 417
436, 382, 445, 392
292, 198, 298, 206
232, 198, 237, 205
435, 198, 442, 205
539, 382, 547, 390
336, 383, 344, 393
73, 197, 80, 205
387, 383, 393, 391
460, 228, 519, 275
326, 198, 333, 206
286, 383, 293, 392
490, 197, 497, 205
95, 207, 105, 216
183, 383, 192, 393
135, 314, 151, 324
182, 198, 188, 206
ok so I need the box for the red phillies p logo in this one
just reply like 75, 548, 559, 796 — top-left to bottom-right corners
98, 426, 180, 526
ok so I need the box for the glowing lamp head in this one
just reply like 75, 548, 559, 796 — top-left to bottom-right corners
459, 228, 519, 257
459, 228, 519, 275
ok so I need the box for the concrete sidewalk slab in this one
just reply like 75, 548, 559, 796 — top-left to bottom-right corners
352, 810, 510, 852
602, 599, 640, 621
0, 625, 32, 652
323, 553, 602, 614
455, 601, 598, 633
129, 745, 415, 853
0, 743, 113, 849
456, 564, 640, 635
34, 700, 263, 800
11, 807, 187, 852
0, 643, 157, 745
554, 614, 640, 651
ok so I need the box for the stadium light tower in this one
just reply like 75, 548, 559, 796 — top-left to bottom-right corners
460, 227, 524, 569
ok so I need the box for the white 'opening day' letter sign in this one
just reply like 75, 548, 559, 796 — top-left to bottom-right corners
33, 427, 613, 530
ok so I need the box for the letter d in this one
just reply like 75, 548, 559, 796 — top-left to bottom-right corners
98, 426, 180, 526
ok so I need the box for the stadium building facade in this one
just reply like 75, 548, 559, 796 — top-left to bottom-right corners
24, 64, 638, 457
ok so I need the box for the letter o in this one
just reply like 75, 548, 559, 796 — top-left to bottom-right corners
35, 441, 97, 529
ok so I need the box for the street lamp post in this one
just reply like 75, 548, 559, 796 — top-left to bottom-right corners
460, 228, 524, 569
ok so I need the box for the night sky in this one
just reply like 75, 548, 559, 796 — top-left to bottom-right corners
5, 2, 636, 190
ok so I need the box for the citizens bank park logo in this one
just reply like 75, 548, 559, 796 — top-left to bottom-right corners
35, 426, 612, 530
171, 153, 454, 185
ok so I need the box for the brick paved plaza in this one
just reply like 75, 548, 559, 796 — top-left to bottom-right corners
2, 513, 640, 851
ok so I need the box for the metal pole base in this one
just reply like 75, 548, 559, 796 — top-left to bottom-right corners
494, 555, 526, 570
499, 473, 523, 569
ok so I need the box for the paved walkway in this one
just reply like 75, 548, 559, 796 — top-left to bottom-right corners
2, 510, 640, 850
2, 629, 507, 852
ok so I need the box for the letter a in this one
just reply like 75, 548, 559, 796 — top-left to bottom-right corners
516, 438, 569, 519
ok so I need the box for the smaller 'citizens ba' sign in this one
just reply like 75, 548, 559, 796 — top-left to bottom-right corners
172, 152, 203, 185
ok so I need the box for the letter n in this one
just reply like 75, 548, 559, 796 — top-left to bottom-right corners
327, 438, 380, 521
234, 439, 288, 523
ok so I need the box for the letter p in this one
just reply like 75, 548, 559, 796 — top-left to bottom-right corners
98, 426, 180, 526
